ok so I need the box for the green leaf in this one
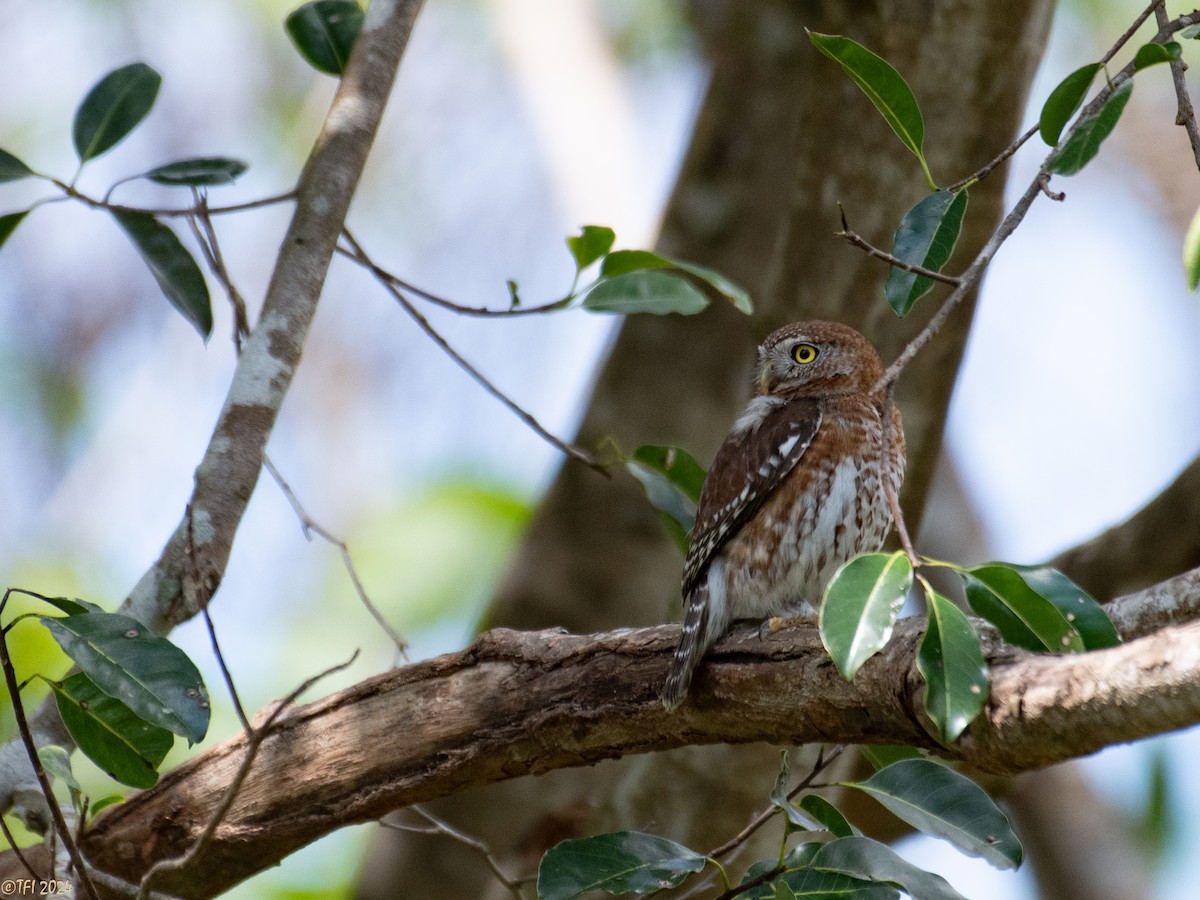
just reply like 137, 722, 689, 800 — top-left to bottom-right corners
799, 794, 857, 838
810, 836, 967, 900
1038, 63, 1102, 146
537, 831, 706, 900
89, 794, 125, 818
0, 149, 35, 182
144, 156, 249, 187
671, 260, 753, 314
38, 596, 105, 617
1182, 24, 1200, 40
766, 869, 899, 900
38, 745, 81, 793
40, 612, 210, 743
626, 445, 705, 552
1047, 78, 1133, 176
770, 752, 820, 834
885, 189, 968, 316
1138, 746, 1174, 862
858, 744, 922, 771
72, 63, 162, 163
1184, 203, 1200, 291
599, 249, 672, 277
582, 270, 710, 315
1008, 565, 1119, 650
286, 0, 365, 76
918, 591, 988, 742
848, 759, 1023, 870
111, 210, 213, 340
1133, 41, 1182, 71
0, 211, 31, 252
808, 32, 933, 189
820, 551, 913, 679
566, 225, 616, 273
48, 673, 174, 789
963, 563, 1084, 653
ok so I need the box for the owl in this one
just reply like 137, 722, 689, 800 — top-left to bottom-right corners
661, 320, 905, 710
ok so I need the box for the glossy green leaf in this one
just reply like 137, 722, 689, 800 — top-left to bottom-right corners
963, 564, 1084, 653
820, 551, 913, 679
1133, 41, 1182, 71
885, 189, 968, 315
286, 0, 364, 76
40, 612, 210, 743
89, 794, 125, 818
0, 210, 31, 252
111, 210, 213, 340
144, 156, 249, 186
72, 63, 161, 163
38, 596, 105, 617
810, 836, 967, 900
1009, 565, 1119, 649
598, 251, 751, 313
49, 673, 173, 789
566, 225, 616, 273
537, 831, 706, 900
858, 744, 922, 771
627, 445, 705, 552
770, 752, 820, 834
0, 149, 35, 182
799, 794, 857, 838
918, 591, 988, 742
808, 32, 933, 188
1047, 78, 1133, 176
849, 759, 1023, 870
1038, 63, 1101, 146
671, 260, 753, 314
599, 249, 671, 277
763, 869, 898, 900
582, 270, 710, 315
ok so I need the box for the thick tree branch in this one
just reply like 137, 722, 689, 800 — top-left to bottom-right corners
0, 570, 1183, 896
0, 0, 427, 827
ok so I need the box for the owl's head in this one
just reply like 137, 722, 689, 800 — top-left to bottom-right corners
755, 320, 885, 397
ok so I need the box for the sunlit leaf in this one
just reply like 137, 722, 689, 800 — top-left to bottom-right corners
0, 149, 35, 182
885, 189, 968, 315
848, 759, 1023, 870
582, 270, 710, 315
810, 836, 967, 900
820, 551, 913, 679
286, 0, 365, 76
537, 831, 706, 900
1047, 78, 1133, 176
1184, 203, 1200, 291
808, 32, 933, 188
918, 590, 988, 742
1038, 63, 1102, 146
73, 63, 162, 163
962, 563, 1084, 653
566, 225, 616, 273
111, 210, 213, 340
40, 612, 210, 743
144, 156, 249, 186
49, 673, 173, 789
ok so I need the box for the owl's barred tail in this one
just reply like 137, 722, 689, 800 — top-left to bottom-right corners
661, 584, 710, 711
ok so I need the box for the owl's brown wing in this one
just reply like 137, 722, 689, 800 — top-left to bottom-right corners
682, 396, 822, 595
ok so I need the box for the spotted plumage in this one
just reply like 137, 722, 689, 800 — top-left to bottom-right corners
662, 320, 905, 710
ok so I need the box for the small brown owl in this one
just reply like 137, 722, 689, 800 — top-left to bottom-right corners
662, 320, 905, 710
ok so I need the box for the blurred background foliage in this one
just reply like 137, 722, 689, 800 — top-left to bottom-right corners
1, 0, 1199, 896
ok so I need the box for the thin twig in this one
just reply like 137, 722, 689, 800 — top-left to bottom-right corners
137, 652, 359, 898
837, 216, 963, 287
1100, 0, 1162, 66
945, 123, 1039, 193
340, 230, 608, 474
262, 455, 410, 658
187, 194, 252, 351
1155, 4, 1200, 171
0, 598, 99, 900
383, 806, 530, 900
0, 810, 41, 879
880, 384, 916, 564
51, 179, 297, 219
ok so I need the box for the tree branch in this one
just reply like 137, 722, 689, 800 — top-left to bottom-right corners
0, 570, 1182, 896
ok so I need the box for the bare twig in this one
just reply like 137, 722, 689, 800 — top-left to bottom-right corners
0, 597, 99, 900
340, 230, 607, 474
836, 213, 963, 287
945, 124, 1040, 193
1100, 0, 1163, 67
383, 806, 530, 900
52, 179, 297, 219
137, 652, 359, 898
187, 195, 252, 351
1155, 3, 1200, 171
880, 384, 916, 564
0, 811, 40, 880
262, 455, 409, 658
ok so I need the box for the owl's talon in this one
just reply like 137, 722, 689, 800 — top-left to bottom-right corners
759, 616, 787, 640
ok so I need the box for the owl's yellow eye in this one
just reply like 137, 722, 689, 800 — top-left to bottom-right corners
791, 342, 818, 364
